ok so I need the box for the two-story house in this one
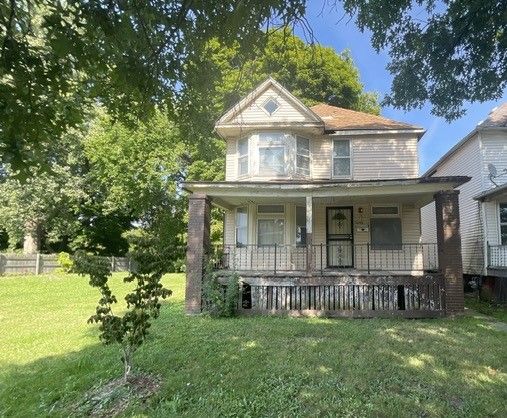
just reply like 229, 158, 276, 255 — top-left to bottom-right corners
183, 78, 469, 317
421, 103, 507, 302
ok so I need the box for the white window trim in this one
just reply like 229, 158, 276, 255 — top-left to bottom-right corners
332, 139, 352, 179
237, 136, 249, 178
296, 136, 311, 176
260, 97, 281, 116
371, 204, 400, 218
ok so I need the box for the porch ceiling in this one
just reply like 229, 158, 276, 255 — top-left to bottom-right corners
183, 176, 470, 209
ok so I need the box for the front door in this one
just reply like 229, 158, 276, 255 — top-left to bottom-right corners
326, 207, 353, 268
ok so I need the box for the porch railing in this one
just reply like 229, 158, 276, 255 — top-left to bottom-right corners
487, 244, 507, 268
211, 243, 438, 274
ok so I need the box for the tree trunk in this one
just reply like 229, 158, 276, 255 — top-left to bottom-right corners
23, 220, 42, 254
122, 346, 133, 383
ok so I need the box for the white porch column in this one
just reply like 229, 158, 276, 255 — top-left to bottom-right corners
306, 195, 314, 273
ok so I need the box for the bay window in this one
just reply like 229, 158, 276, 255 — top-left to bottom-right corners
238, 137, 249, 176
333, 139, 351, 177
296, 136, 310, 175
258, 133, 286, 175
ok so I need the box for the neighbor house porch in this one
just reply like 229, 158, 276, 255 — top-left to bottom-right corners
184, 177, 469, 317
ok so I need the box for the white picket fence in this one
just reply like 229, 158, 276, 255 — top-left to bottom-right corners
0, 253, 131, 275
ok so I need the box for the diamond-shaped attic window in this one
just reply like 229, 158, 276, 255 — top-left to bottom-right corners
263, 98, 280, 116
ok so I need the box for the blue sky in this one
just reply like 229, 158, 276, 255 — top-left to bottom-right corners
295, 2, 507, 174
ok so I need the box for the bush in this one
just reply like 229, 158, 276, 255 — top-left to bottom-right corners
202, 270, 240, 318
57, 252, 74, 273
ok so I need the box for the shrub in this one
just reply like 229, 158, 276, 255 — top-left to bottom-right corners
57, 251, 74, 273
202, 269, 240, 317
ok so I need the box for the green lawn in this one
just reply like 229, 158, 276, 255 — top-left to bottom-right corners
1, 274, 506, 417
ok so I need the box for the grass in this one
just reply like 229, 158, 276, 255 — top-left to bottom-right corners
464, 295, 507, 322
0, 273, 506, 417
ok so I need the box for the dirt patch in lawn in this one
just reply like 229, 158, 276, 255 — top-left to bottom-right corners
73, 373, 161, 417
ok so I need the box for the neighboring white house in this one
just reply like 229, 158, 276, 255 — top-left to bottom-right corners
421, 103, 507, 300
184, 77, 469, 317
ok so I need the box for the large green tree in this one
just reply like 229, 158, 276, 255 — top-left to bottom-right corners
342, 0, 507, 119
180, 30, 380, 150
84, 110, 187, 266
0, 0, 307, 174
0, 129, 86, 251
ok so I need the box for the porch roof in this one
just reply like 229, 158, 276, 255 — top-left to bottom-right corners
474, 183, 507, 202
183, 176, 470, 209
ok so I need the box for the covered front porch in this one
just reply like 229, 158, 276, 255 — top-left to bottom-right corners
475, 184, 507, 276
184, 177, 469, 317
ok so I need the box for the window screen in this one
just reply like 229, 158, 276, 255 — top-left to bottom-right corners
370, 218, 402, 250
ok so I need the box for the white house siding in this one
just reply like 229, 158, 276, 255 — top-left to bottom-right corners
225, 138, 237, 181
227, 86, 316, 125
420, 134, 485, 275
480, 130, 507, 189
225, 133, 419, 182
351, 135, 419, 180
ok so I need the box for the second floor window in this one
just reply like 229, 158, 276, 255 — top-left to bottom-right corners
238, 138, 248, 176
333, 139, 351, 177
259, 133, 286, 175
296, 136, 310, 175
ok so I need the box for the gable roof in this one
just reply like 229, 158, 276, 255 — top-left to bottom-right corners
310, 103, 423, 132
424, 102, 507, 176
216, 77, 324, 126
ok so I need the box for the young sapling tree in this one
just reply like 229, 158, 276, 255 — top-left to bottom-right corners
73, 241, 171, 382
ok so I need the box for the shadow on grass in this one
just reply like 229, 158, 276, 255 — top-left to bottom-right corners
1, 303, 506, 417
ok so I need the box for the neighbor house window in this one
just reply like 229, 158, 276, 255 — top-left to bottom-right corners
238, 137, 249, 176
500, 203, 507, 245
296, 136, 310, 175
258, 133, 286, 175
236, 207, 248, 246
296, 206, 307, 246
333, 139, 351, 177
257, 204, 284, 246
370, 206, 401, 250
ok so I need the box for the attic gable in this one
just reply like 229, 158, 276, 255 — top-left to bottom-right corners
216, 78, 323, 128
